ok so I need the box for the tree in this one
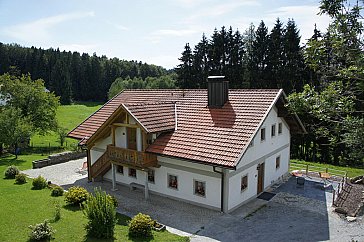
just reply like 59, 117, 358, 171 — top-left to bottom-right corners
0, 73, 59, 154
176, 43, 193, 88
266, 18, 285, 88
252, 21, 269, 88
283, 19, 306, 92
289, 0, 364, 165
0, 107, 32, 157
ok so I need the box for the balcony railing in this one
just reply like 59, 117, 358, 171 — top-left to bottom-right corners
106, 144, 158, 168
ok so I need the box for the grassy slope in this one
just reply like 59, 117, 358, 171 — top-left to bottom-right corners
31, 102, 102, 148
291, 159, 364, 178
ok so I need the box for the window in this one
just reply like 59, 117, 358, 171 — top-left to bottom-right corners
276, 156, 280, 169
271, 124, 276, 137
260, 128, 266, 141
241, 175, 248, 192
194, 180, 206, 197
128, 168, 137, 178
168, 174, 178, 189
117, 165, 124, 174
148, 169, 155, 183
278, 122, 282, 134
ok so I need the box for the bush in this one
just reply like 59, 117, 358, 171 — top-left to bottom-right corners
65, 186, 89, 205
15, 173, 27, 184
128, 213, 154, 238
32, 176, 47, 190
53, 201, 61, 222
107, 194, 118, 207
82, 188, 117, 239
51, 186, 64, 197
4, 165, 19, 179
28, 220, 55, 241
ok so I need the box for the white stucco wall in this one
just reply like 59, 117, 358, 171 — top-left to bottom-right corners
227, 106, 291, 211
104, 156, 222, 209
115, 127, 127, 148
90, 135, 112, 165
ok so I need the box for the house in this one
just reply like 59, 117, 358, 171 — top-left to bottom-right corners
68, 76, 306, 213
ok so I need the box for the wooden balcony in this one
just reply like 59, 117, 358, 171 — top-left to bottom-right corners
106, 144, 158, 168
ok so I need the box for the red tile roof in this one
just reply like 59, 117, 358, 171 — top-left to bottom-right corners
68, 89, 299, 168
124, 102, 176, 133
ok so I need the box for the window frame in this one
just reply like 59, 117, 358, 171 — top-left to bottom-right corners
260, 128, 266, 142
128, 168, 137, 178
278, 122, 283, 135
275, 156, 281, 170
168, 174, 178, 190
147, 169, 155, 183
241, 174, 248, 192
271, 124, 276, 137
193, 179, 206, 197
117, 165, 124, 175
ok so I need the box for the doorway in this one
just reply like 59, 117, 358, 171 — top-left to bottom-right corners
257, 162, 265, 194
127, 128, 137, 150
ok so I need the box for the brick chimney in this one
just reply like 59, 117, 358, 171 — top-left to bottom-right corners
207, 76, 229, 108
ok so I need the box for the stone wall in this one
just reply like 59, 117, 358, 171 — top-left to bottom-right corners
32, 151, 86, 168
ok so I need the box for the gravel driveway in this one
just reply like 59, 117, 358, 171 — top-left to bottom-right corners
23, 159, 364, 242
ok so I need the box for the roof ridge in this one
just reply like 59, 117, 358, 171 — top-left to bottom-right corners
125, 101, 177, 106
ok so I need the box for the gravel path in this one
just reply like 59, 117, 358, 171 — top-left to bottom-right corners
23, 159, 364, 242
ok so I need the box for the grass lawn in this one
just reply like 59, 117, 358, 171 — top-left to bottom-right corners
30, 102, 102, 150
0, 155, 189, 242
290, 159, 364, 178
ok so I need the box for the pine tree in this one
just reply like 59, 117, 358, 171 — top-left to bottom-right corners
252, 21, 269, 88
267, 18, 285, 88
283, 19, 305, 92
176, 43, 193, 88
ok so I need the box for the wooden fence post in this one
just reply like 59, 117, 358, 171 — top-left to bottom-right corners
325, 167, 328, 173
306, 165, 308, 176
332, 189, 336, 207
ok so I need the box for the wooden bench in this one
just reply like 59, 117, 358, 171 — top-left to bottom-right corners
129, 182, 145, 191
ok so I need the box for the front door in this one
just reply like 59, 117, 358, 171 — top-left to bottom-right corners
127, 128, 137, 150
257, 162, 265, 194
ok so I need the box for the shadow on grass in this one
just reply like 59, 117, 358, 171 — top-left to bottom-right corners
73, 101, 103, 107
0, 155, 28, 168
63, 204, 82, 212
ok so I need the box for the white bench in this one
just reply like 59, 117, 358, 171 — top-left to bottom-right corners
129, 182, 145, 191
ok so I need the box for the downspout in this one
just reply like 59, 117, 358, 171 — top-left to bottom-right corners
213, 166, 224, 212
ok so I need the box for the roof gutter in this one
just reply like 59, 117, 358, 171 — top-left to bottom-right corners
213, 166, 224, 213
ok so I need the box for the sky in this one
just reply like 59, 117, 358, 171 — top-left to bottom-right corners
0, 0, 330, 69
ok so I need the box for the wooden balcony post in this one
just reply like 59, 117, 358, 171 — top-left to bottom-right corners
111, 163, 117, 191
144, 170, 149, 200
136, 128, 142, 152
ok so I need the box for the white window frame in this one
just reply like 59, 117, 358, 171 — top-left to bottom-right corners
128, 168, 137, 178
271, 124, 276, 137
193, 179, 206, 197
278, 122, 283, 135
260, 128, 266, 142
148, 169, 155, 183
168, 174, 178, 190
241, 174, 248, 192
276, 156, 281, 170
117, 165, 124, 175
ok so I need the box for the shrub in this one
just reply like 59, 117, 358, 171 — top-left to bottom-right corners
4, 165, 19, 179
107, 194, 118, 207
51, 186, 64, 197
53, 201, 61, 222
82, 188, 117, 239
28, 220, 55, 241
15, 173, 27, 184
65, 186, 89, 205
32, 176, 47, 190
128, 213, 154, 238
